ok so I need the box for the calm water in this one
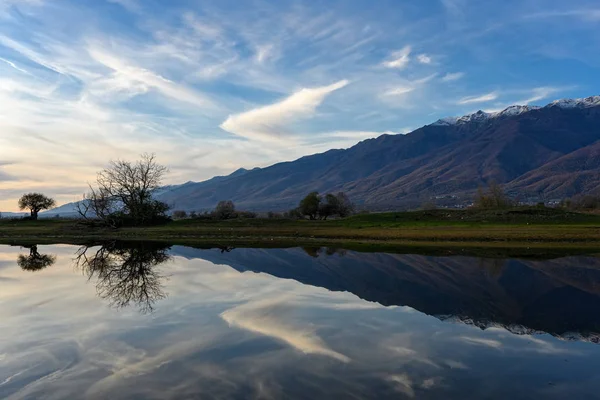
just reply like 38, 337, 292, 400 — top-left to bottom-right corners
2, 243, 600, 399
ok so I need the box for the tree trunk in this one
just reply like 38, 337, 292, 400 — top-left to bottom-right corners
31, 210, 38, 220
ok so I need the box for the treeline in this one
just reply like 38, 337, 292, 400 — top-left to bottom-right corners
172, 201, 257, 221
560, 195, 600, 211
454, 181, 600, 211
172, 192, 355, 221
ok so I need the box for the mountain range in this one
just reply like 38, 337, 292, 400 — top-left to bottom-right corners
154, 96, 600, 212
37, 95, 600, 215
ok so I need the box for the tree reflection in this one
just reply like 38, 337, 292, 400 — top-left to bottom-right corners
302, 247, 347, 258
479, 258, 506, 278
17, 245, 56, 271
74, 241, 171, 313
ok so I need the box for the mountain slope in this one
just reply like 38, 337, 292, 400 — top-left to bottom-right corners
508, 140, 600, 198
156, 96, 600, 211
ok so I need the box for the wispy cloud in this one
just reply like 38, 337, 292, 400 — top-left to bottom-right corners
384, 86, 415, 96
382, 46, 411, 69
417, 54, 432, 64
441, 72, 464, 82
0, 57, 30, 75
107, 0, 142, 13
88, 46, 217, 110
220, 80, 349, 141
458, 92, 498, 105
254, 44, 275, 64
525, 9, 600, 22
514, 86, 566, 105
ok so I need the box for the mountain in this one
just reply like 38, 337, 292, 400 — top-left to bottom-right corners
152, 96, 600, 211
172, 246, 600, 343
0, 211, 28, 219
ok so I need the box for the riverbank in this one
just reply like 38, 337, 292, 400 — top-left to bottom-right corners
1, 208, 600, 258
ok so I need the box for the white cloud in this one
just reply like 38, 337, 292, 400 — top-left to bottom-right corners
322, 130, 390, 140
483, 86, 570, 112
0, 57, 30, 75
255, 44, 274, 64
220, 80, 349, 141
458, 91, 498, 104
0, 35, 67, 75
88, 46, 217, 110
106, 0, 141, 13
384, 86, 415, 96
526, 9, 600, 22
515, 86, 564, 105
441, 72, 464, 82
382, 46, 411, 69
417, 54, 432, 64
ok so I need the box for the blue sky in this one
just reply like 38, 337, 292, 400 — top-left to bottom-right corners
0, 0, 599, 210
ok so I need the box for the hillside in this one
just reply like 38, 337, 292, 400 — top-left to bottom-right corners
151, 96, 600, 212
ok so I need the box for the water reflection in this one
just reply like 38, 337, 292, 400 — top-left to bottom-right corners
12, 242, 600, 342
73, 241, 170, 313
2, 243, 600, 399
184, 246, 600, 343
17, 245, 56, 271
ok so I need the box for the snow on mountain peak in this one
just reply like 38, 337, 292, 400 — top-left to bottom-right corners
549, 96, 600, 109
496, 105, 540, 117
431, 96, 599, 127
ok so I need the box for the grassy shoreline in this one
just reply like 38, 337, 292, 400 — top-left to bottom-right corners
1, 208, 600, 258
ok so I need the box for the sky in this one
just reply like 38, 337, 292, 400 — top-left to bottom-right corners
0, 0, 599, 211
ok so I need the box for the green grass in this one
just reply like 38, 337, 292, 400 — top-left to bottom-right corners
1, 207, 600, 258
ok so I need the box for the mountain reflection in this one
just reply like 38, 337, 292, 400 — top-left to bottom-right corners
74, 241, 171, 314
181, 246, 600, 343
17, 245, 56, 271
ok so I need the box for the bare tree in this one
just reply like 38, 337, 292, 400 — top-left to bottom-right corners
18, 193, 56, 220
79, 153, 170, 226
473, 181, 514, 209
172, 210, 188, 219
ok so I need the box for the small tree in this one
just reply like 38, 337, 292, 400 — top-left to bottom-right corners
473, 181, 514, 209
172, 210, 188, 219
318, 192, 354, 219
18, 193, 56, 220
214, 200, 236, 220
298, 192, 321, 220
335, 192, 354, 218
319, 194, 339, 220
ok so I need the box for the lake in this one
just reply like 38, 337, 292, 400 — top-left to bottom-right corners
2, 242, 600, 399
